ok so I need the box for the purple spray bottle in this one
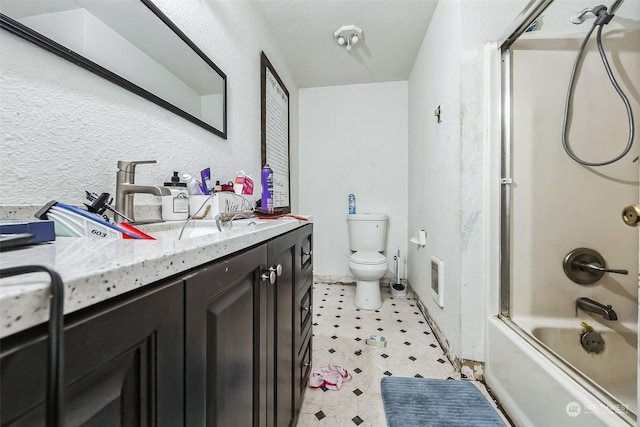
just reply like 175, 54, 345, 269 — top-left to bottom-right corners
261, 164, 274, 213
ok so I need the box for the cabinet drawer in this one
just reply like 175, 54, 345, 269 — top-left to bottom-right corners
298, 279, 312, 341
299, 228, 313, 279
293, 328, 312, 419
298, 332, 312, 392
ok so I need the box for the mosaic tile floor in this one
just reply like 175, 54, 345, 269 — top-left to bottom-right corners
296, 282, 507, 427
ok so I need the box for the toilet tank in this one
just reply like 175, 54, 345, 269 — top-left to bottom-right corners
347, 213, 388, 252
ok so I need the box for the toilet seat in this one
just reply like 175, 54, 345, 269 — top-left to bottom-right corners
349, 251, 386, 265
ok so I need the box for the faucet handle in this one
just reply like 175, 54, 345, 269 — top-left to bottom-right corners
576, 261, 628, 276
563, 248, 627, 285
117, 160, 157, 173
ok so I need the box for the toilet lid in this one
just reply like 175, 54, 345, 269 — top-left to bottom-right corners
350, 251, 387, 265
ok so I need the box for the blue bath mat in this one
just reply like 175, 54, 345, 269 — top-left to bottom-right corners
381, 377, 507, 427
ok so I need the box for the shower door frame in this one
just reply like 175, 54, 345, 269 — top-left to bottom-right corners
498, 0, 554, 317
496, 0, 636, 423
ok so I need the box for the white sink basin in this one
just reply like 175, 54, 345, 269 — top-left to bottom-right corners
136, 220, 221, 241
227, 218, 273, 229
148, 226, 221, 240
135, 218, 282, 241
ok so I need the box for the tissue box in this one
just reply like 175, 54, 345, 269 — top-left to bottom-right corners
366, 335, 386, 347
188, 193, 254, 219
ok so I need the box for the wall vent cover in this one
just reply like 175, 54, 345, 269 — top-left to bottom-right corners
430, 256, 444, 307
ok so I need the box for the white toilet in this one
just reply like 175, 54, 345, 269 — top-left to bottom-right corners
347, 213, 389, 310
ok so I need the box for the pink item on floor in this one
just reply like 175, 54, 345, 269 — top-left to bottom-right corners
308, 365, 352, 391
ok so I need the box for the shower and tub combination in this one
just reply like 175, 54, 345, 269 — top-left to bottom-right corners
485, 0, 638, 426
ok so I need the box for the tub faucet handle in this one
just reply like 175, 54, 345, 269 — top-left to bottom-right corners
563, 248, 628, 285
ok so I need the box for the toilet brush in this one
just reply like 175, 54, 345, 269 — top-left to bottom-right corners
394, 255, 399, 283
391, 249, 407, 297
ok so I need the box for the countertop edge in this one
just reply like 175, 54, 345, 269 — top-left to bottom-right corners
0, 218, 311, 339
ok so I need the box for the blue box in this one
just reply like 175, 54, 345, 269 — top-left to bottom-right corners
0, 220, 56, 243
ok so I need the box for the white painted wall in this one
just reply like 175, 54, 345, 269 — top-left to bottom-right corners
299, 82, 408, 282
407, 0, 529, 364
0, 0, 300, 213
408, 0, 462, 360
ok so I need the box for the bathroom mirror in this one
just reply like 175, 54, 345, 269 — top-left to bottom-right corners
0, 0, 227, 138
261, 52, 291, 214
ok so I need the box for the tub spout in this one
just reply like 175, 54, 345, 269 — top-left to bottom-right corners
576, 297, 618, 320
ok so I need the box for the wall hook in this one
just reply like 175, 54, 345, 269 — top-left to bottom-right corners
434, 105, 442, 123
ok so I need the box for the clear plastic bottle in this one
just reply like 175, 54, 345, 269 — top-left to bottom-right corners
182, 173, 203, 195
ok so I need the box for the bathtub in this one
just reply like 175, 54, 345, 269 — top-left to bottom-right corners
486, 317, 637, 426
530, 318, 637, 414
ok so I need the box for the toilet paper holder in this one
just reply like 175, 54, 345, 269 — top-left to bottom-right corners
410, 229, 427, 247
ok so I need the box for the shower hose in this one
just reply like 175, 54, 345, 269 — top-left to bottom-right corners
562, 17, 635, 166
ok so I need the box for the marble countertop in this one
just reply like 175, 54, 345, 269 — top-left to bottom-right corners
0, 217, 311, 338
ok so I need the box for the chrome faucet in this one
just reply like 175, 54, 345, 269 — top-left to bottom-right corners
114, 160, 170, 223
576, 297, 618, 321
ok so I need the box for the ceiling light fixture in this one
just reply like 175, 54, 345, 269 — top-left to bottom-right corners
333, 25, 363, 54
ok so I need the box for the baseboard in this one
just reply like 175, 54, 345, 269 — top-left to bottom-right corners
313, 275, 392, 287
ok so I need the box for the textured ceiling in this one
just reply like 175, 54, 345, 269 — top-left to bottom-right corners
252, 0, 438, 88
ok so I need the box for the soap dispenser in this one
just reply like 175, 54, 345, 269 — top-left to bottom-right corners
162, 172, 189, 221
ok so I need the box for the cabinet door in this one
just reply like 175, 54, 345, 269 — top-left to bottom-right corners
0, 280, 184, 427
266, 230, 298, 427
185, 244, 267, 427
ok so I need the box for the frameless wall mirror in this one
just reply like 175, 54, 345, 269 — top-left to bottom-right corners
0, 0, 227, 138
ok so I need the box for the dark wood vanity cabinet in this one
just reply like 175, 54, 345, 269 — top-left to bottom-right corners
0, 279, 184, 427
185, 224, 313, 427
184, 243, 267, 427
0, 224, 313, 427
